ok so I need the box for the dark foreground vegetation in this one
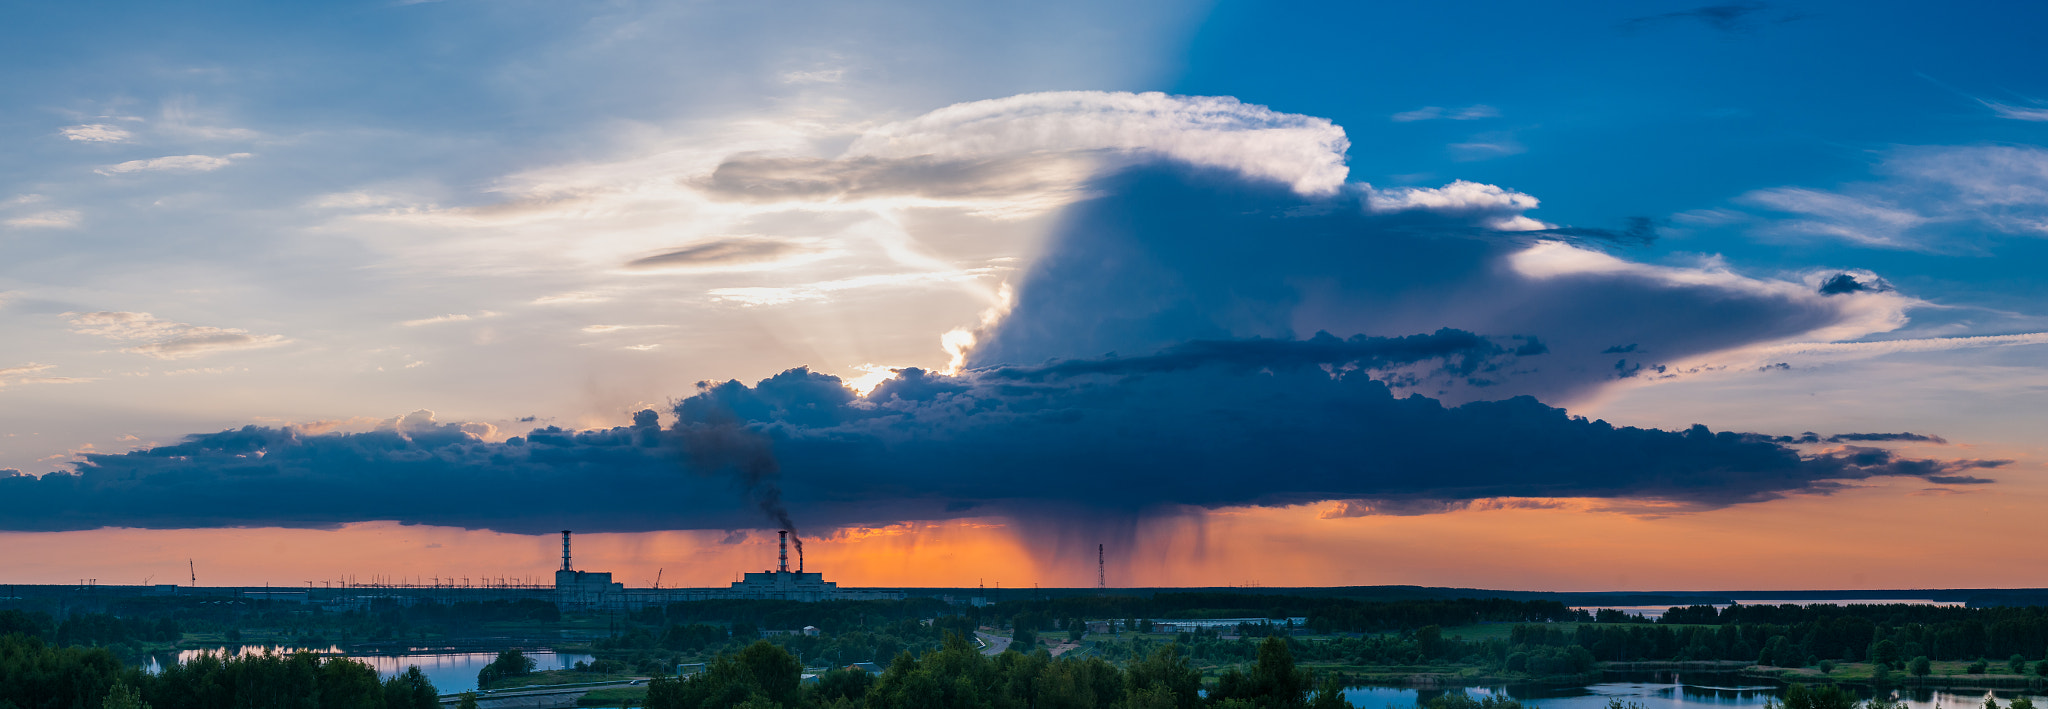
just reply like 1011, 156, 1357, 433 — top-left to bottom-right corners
15, 591, 2048, 707
0, 632, 441, 709
648, 635, 1354, 709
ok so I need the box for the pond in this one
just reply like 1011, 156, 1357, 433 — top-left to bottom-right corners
1342, 674, 2040, 709
142, 645, 594, 694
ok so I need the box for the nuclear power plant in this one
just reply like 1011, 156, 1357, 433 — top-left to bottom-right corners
553, 530, 905, 610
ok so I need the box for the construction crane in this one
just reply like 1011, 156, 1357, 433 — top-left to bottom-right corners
654, 568, 663, 589
188, 559, 196, 586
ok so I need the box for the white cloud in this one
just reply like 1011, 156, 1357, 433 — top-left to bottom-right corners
1364, 180, 1551, 231
401, 314, 471, 327
65, 311, 289, 359
4, 210, 81, 229
61, 124, 132, 143
96, 153, 253, 176
1511, 240, 1915, 346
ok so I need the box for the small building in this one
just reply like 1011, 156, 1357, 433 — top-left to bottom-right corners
802, 626, 820, 637
847, 662, 885, 676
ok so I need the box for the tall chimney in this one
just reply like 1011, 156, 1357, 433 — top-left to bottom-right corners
561, 530, 573, 572
778, 530, 789, 573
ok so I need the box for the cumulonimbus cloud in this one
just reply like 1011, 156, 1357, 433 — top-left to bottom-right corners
966, 163, 1913, 405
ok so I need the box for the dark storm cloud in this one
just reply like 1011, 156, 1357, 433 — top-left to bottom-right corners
0, 333, 2000, 534
970, 164, 1900, 404
1817, 272, 1893, 296
1620, 2, 1776, 33
1826, 432, 1947, 444
624, 237, 804, 270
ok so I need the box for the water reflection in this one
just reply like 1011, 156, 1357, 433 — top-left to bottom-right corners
1342, 675, 2040, 709
143, 646, 594, 694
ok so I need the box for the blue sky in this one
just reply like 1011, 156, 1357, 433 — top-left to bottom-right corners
3, 0, 2046, 587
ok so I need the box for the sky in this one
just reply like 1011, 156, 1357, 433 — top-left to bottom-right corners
3, 0, 2046, 591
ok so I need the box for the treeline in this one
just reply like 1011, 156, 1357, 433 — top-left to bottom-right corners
1513, 604, 2048, 664
0, 610, 181, 648
649, 598, 956, 634
0, 633, 440, 709
991, 594, 1575, 633
645, 635, 1353, 709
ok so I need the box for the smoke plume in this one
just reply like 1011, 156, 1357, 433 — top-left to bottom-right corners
673, 392, 803, 561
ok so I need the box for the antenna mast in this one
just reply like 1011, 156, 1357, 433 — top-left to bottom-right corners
1097, 544, 1106, 590
561, 530, 573, 572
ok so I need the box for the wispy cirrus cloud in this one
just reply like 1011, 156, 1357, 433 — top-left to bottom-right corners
4, 210, 81, 229
96, 153, 253, 176
1980, 98, 2048, 122
1391, 104, 1500, 122
65, 311, 289, 359
400, 311, 497, 327
1738, 145, 2048, 250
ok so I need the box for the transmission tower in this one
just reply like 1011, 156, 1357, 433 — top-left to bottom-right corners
1097, 544, 1105, 590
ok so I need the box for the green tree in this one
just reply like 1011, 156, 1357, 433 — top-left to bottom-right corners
381, 666, 439, 709
456, 692, 481, 709
477, 649, 537, 689
1818, 660, 1835, 674
1309, 676, 1348, 709
1909, 656, 1932, 677
1213, 637, 1310, 709
2010, 654, 2027, 674
318, 655, 386, 709
103, 679, 149, 709
2011, 696, 2036, 709
1125, 645, 1201, 709
1870, 640, 1902, 668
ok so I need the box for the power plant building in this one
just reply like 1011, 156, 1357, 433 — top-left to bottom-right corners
554, 530, 903, 610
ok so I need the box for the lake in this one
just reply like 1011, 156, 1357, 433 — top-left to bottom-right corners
1344, 674, 2037, 709
143, 645, 595, 694
1570, 601, 1968, 621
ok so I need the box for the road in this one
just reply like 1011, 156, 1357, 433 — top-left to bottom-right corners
440, 679, 643, 709
976, 631, 1011, 656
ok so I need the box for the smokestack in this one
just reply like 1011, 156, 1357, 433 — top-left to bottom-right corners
561, 530, 573, 572
778, 530, 789, 573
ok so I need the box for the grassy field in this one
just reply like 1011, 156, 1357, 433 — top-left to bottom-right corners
576, 686, 650, 707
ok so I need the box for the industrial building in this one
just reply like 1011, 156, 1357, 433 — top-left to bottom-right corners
552, 530, 905, 610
